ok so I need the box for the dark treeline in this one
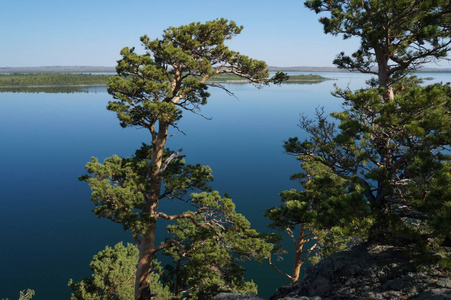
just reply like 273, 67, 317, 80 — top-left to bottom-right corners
205, 73, 331, 83
285, 74, 333, 84
0, 86, 99, 94
0, 73, 330, 91
0, 73, 111, 87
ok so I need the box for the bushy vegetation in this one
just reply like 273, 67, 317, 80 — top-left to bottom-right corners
68, 243, 172, 300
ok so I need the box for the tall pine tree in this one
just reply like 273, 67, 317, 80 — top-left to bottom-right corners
81, 19, 282, 300
267, 0, 451, 277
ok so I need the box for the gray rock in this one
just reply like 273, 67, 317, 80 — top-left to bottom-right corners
211, 292, 265, 300
437, 278, 451, 289
271, 242, 451, 300
414, 291, 451, 299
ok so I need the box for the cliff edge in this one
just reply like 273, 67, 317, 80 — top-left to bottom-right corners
270, 242, 450, 300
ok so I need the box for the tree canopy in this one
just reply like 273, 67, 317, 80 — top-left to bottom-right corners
162, 193, 271, 299
305, 0, 451, 99
284, 82, 450, 244
106, 18, 285, 131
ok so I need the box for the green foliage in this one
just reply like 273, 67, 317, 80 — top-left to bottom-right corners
68, 243, 172, 300
284, 82, 451, 252
265, 2, 451, 274
68, 243, 138, 300
81, 146, 272, 297
82, 19, 281, 299
148, 269, 173, 300
106, 18, 285, 129
1, 289, 35, 300
17, 290, 34, 300
266, 163, 373, 259
305, 0, 451, 79
69, 203, 271, 300
162, 192, 271, 299
80, 144, 213, 236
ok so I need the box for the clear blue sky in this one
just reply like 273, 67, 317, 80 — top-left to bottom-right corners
1, 0, 450, 68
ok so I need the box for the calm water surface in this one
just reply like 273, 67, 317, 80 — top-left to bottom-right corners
0, 72, 449, 299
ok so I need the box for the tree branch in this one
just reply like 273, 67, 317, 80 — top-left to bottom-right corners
159, 148, 183, 174
157, 212, 218, 230
268, 255, 293, 281
151, 238, 184, 255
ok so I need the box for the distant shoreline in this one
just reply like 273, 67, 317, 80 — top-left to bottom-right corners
1, 66, 450, 73
268, 66, 451, 73
0, 84, 106, 88
0, 66, 116, 73
0, 73, 332, 93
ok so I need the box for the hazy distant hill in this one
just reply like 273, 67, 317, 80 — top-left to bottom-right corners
1, 65, 450, 74
269, 66, 451, 73
0, 66, 115, 73
269, 66, 344, 72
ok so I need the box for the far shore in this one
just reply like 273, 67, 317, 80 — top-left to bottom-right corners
0, 73, 333, 90
1, 65, 451, 74
0, 84, 106, 88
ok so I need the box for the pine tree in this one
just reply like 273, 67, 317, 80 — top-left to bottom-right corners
305, 0, 451, 100
81, 19, 282, 300
68, 243, 173, 300
267, 0, 451, 276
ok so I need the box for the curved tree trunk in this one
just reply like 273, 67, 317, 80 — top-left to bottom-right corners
291, 224, 306, 283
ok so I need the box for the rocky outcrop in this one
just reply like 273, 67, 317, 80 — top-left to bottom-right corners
270, 242, 451, 300
211, 293, 265, 300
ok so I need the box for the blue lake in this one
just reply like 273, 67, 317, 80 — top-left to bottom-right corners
0, 72, 449, 299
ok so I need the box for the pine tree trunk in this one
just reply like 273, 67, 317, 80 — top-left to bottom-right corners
291, 225, 305, 283
134, 121, 169, 300
291, 249, 303, 283
135, 234, 155, 300
375, 49, 394, 102
371, 51, 397, 240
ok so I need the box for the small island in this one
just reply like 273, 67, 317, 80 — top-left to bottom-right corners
205, 73, 332, 84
